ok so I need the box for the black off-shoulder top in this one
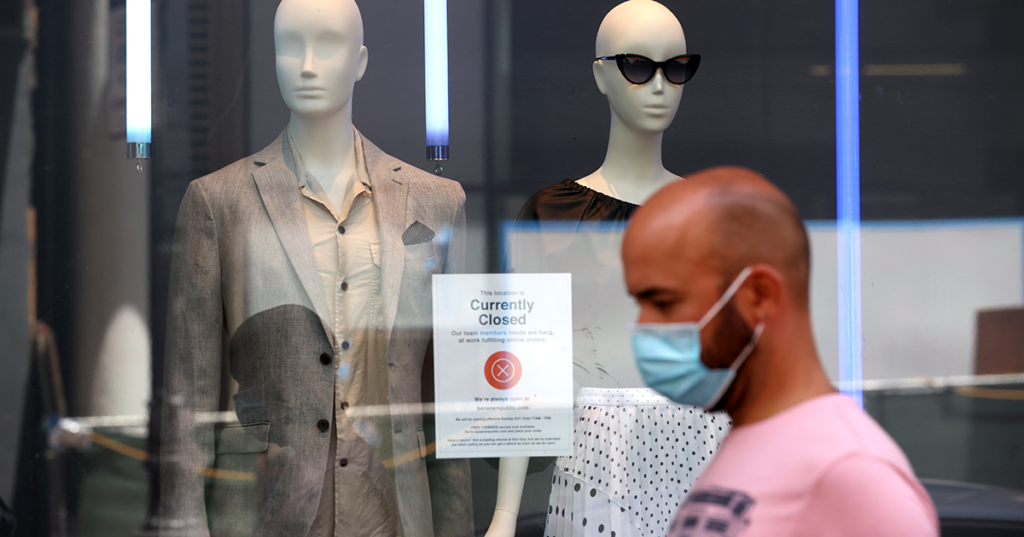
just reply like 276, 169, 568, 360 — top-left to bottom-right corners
516, 179, 639, 223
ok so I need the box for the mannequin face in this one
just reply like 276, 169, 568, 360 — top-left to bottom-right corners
594, 1, 688, 134
275, 0, 369, 119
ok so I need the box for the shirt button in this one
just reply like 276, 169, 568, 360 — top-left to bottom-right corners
337, 224, 346, 234
341, 341, 350, 350
340, 281, 349, 291
319, 352, 332, 365
341, 402, 349, 411
317, 419, 330, 432
339, 458, 349, 467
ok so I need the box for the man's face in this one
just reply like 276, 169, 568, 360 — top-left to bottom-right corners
274, 0, 366, 118
623, 217, 753, 377
624, 219, 719, 327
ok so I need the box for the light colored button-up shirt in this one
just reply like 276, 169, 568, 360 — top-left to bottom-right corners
287, 129, 400, 537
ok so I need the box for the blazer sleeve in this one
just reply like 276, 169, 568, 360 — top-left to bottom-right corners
428, 183, 475, 537
442, 184, 467, 276
159, 180, 223, 536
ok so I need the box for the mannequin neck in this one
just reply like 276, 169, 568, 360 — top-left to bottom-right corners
287, 104, 357, 198
581, 112, 677, 205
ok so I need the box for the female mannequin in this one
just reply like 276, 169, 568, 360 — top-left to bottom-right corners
488, 2, 725, 537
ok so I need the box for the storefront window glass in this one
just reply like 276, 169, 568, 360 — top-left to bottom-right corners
1, 0, 1022, 535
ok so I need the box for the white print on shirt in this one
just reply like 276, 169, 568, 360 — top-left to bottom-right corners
669, 487, 755, 537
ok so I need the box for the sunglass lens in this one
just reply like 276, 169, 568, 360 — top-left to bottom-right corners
663, 56, 700, 85
619, 55, 656, 84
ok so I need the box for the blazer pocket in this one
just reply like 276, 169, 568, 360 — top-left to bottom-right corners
216, 422, 270, 454
405, 241, 437, 260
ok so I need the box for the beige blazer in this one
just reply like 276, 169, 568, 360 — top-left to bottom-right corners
160, 131, 472, 537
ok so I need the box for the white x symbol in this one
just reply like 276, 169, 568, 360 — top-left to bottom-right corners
493, 360, 514, 380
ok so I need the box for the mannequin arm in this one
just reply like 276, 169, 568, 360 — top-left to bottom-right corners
485, 456, 530, 537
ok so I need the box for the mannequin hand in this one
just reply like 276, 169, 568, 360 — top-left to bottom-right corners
484, 509, 518, 537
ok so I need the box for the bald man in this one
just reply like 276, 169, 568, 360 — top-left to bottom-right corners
622, 167, 938, 537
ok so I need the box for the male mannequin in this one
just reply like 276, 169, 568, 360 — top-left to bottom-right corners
493, 2, 721, 536
160, 1, 472, 536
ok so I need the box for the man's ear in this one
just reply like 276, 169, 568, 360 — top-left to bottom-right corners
744, 264, 784, 325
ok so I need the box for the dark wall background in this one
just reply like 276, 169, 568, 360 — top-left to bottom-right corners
859, 0, 1024, 219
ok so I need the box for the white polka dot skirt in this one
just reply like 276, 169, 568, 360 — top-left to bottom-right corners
544, 388, 729, 537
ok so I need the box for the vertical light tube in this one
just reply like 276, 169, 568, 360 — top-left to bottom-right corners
424, 0, 449, 161
126, 0, 152, 159
836, 0, 863, 406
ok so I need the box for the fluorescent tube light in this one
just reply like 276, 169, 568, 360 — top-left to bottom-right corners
836, 0, 863, 407
126, 0, 151, 159
424, 0, 449, 161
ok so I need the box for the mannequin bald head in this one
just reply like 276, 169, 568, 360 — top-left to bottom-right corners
593, 0, 688, 134
275, 0, 368, 118
595, 0, 686, 58
276, 0, 364, 42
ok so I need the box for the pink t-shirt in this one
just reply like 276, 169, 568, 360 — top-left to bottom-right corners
667, 393, 939, 537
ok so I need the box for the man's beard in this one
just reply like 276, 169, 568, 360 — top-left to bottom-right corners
701, 301, 755, 412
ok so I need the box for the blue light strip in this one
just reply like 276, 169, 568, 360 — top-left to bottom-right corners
836, 0, 863, 406
126, 0, 152, 156
424, 0, 449, 160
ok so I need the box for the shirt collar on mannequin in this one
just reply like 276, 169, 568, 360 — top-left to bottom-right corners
286, 126, 373, 218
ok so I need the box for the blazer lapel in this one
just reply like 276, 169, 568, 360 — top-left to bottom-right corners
361, 133, 408, 349
251, 134, 332, 330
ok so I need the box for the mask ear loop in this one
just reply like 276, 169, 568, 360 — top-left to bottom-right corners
697, 266, 755, 330
702, 321, 765, 409
729, 322, 765, 374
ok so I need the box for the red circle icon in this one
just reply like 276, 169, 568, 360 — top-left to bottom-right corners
485, 351, 522, 390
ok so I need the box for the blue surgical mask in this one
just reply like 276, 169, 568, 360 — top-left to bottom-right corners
630, 266, 765, 409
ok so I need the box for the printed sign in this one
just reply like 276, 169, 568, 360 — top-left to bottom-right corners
432, 273, 573, 458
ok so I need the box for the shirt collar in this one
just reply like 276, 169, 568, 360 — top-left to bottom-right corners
286, 126, 373, 196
